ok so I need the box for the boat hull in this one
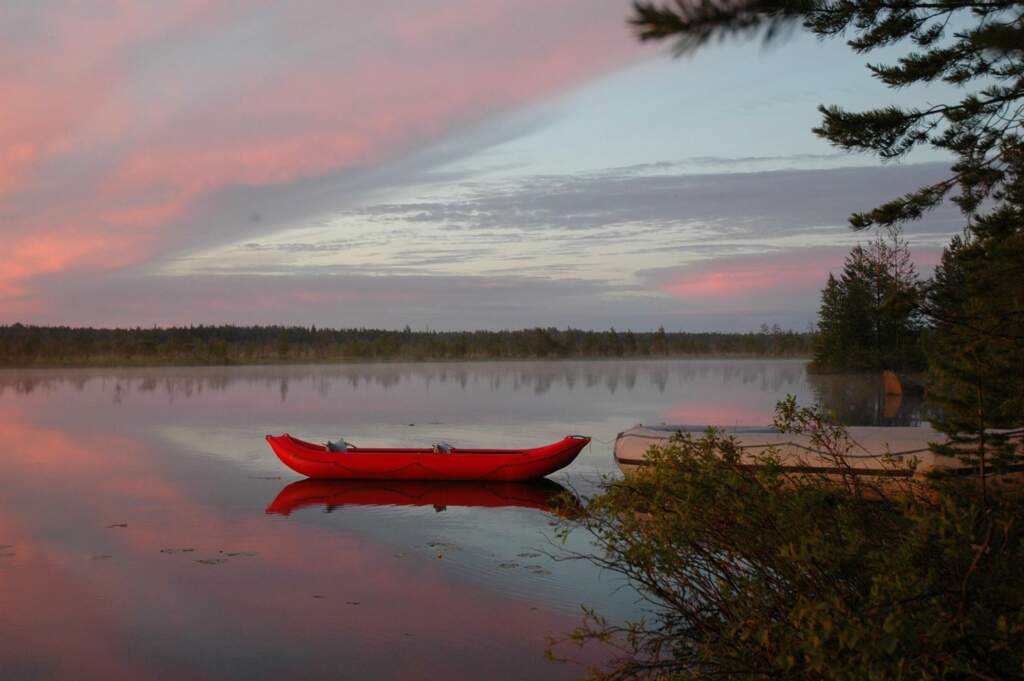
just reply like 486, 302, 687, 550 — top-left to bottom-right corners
265, 434, 589, 481
614, 424, 1024, 486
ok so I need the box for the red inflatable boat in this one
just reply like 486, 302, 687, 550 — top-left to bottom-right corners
265, 434, 590, 481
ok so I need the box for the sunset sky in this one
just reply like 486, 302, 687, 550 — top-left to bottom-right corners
3, 1, 964, 331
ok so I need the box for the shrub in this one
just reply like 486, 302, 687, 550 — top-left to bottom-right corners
551, 398, 1024, 680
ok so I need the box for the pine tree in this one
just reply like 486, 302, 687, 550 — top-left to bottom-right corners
652, 325, 669, 355
925, 151, 1024, 479
812, 273, 845, 368
630, 0, 1024, 228
843, 246, 880, 367
867, 227, 924, 369
624, 329, 638, 354
811, 230, 923, 371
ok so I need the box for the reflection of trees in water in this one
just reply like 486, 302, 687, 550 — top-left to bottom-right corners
0, 360, 808, 403
806, 373, 930, 426
0, 363, 941, 427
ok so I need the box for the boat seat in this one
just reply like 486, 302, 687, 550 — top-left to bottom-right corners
432, 442, 453, 454
326, 437, 352, 452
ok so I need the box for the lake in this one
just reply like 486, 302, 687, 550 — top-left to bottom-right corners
0, 359, 917, 680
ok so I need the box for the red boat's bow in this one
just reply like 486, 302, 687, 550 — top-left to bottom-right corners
264, 434, 589, 481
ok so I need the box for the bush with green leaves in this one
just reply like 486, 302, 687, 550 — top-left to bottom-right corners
551, 398, 1024, 680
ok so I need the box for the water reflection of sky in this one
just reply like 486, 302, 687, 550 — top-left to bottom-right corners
0, 360, 915, 679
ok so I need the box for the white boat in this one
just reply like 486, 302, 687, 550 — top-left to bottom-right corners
614, 424, 1021, 482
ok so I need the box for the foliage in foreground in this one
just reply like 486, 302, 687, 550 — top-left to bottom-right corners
551, 399, 1024, 680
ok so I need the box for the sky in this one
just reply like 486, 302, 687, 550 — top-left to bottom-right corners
1, 1, 967, 332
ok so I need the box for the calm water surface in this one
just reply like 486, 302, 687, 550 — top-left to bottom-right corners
0, 359, 915, 680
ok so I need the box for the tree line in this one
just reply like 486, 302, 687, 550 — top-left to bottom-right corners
0, 323, 812, 366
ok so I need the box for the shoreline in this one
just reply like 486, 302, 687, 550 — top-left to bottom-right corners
0, 354, 814, 371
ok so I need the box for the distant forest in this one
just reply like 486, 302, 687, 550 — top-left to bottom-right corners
0, 324, 812, 366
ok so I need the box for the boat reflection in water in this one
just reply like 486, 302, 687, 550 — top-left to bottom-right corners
266, 478, 579, 516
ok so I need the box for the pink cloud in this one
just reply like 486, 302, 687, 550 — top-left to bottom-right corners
660, 252, 849, 301
0, 232, 141, 299
0, 1, 642, 312
653, 246, 945, 320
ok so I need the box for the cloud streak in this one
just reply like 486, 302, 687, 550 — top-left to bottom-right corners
0, 1, 641, 308
344, 160, 960, 236
2, 155, 961, 331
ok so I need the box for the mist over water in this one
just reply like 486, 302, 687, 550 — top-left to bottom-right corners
0, 359, 919, 679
